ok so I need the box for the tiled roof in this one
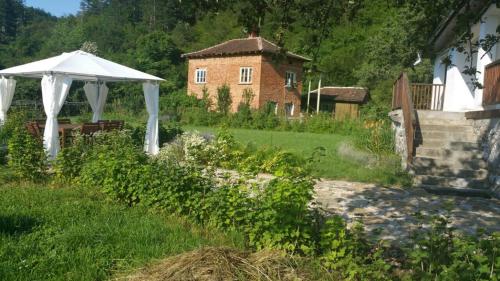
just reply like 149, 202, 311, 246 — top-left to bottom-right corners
182, 37, 311, 62
310, 87, 368, 103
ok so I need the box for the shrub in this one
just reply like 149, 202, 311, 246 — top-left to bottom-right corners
53, 133, 89, 183
127, 122, 183, 147
7, 126, 47, 182
319, 216, 391, 280
407, 215, 499, 281
355, 120, 394, 155
216, 84, 232, 115
145, 161, 213, 222
247, 175, 316, 255
79, 131, 148, 205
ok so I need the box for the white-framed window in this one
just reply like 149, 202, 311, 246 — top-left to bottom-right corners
239, 67, 253, 84
285, 71, 297, 87
195, 68, 207, 84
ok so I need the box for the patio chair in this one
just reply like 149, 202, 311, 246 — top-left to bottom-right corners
80, 123, 101, 144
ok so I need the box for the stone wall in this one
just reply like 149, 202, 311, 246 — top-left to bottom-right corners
388, 109, 408, 170
472, 118, 500, 198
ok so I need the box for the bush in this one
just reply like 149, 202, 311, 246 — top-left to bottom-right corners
216, 84, 232, 115
247, 175, 316, 255
319, 216, 391, 280
145, 161, 213, 222
53, 133, 89, 183
407, 215, 499, 281
7, 126, 47, 182
79, 131, 148, 206
127, 122, 183, 147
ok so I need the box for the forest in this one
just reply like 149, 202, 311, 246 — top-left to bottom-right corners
0, 0, 462, 118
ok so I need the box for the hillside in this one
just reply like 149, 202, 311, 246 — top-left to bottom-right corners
0, 0, 456, 118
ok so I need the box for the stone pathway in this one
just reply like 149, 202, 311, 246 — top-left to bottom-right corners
314, 180, 500, 243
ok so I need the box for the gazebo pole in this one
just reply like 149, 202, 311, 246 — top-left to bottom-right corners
316, 75, 321, 114
306, 79, 311, 114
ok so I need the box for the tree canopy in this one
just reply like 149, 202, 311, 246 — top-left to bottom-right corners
0, 0, 461, 116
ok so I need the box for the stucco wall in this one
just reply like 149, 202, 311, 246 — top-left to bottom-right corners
432, 4, 500, 112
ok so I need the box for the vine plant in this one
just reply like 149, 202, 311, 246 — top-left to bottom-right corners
452, 0, 500, 90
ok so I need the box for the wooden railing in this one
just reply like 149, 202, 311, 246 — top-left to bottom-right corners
411, 83, 445, 110
392, 73, 415, 164
483, 60, 500, 106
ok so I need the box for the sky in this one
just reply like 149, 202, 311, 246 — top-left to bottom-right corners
24, 0, 81, 17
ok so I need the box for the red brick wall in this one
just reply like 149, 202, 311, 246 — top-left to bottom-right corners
187, 55, 262, 112
259, 56, 303, 116
186, 54, 303, 116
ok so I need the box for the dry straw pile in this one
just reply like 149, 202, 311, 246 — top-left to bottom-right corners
121, 247, 312, 281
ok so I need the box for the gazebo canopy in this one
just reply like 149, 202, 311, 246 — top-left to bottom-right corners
0, 50, 163, 158
0, 50, 164, 82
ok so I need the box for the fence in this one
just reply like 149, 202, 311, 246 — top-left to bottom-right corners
10, 100, 91, 116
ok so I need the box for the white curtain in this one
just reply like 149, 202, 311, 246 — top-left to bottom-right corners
0, 76, 16, 124
84, 82, 109, 122
143, 82, 159, 155
41, 74, 72, 159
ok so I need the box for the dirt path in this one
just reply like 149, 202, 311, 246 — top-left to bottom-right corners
314, 180, 500, 242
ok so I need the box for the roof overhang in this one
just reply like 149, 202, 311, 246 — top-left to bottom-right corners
430, 0, 493, 53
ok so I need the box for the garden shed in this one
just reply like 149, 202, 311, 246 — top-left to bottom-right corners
308, 87, 368, 120
0, 50, 164, 158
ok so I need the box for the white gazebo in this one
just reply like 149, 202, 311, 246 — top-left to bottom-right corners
0, 50, 164, 158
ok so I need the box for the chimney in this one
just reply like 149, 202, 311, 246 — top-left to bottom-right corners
248, 26, 259, 38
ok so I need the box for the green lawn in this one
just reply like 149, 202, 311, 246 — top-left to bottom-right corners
184, 126, 409, 186
0, 177, 243, 281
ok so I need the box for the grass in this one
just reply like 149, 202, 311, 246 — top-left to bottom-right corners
184, 125, 410, 186
0, 175, 243, 281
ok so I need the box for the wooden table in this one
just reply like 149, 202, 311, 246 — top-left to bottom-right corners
38, 123, 81, 148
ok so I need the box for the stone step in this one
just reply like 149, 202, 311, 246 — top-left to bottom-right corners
415, 140, 482, 149
415, 130, 479, 142
414, 175, 489, 189
419, 185, 492, 198
412, 166, 488, 178
415, 147, 483, 159
416, 110, 466, 119
416, 124, 474, 132
412, 156, 488, 170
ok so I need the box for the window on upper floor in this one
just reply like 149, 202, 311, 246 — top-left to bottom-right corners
195, 68, 207, 84
285, 71, 297, 88
240, 67, 253, 84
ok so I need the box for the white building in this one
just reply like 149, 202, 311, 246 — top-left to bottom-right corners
431, 0, 500, 112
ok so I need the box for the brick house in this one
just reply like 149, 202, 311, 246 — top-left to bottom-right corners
182, 36, 310, 116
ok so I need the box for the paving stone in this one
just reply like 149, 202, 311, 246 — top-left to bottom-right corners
314, 179, 500, 242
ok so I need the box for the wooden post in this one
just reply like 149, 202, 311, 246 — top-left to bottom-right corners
316, 76, 321, 113
306, 79, 311, 114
